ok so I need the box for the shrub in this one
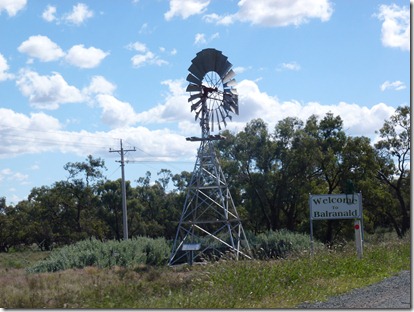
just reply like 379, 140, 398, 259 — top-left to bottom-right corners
27, 237, 171, 273
248, 229, 313, 260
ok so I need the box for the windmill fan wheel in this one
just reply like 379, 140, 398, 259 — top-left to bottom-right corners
186, 48, 238, 132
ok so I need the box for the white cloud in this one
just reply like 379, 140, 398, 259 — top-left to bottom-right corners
137, 78, 396, 139
0, 0, 26, 16
30, 164, 40, 170
165, 0, 210, 21
0, 106, 194, 163
280, 61, 301, 71
233, 66, 248, 74
0, 108, 62, 132
0, 108, 64, 157
65, 44, 109, 68
129, 77, 395, 141
42, 5, 57, 22
0, 53, 13, 81
376, 4, 409, 51
0, 108, 116, 159
83, 75, 116, 96
107, 126, 195, 161
131, 51, 155, 67
0, 75, 398, 168
194, 33, 206, 45
16, 69, 84, 110
194, 32, 219, 45
135, 79, 191, 125
139, 23, 156, 35
205, 0, 333, 27
0, 168, 28, 184
380, 80, 406, 92
127, 41, 147, 53
233, 80, 395, 138
128, 41, 168, 68
18, 36, 108, 68
63, 3, 93, 25
96, 94, 139, 128
18, 35, 65, 62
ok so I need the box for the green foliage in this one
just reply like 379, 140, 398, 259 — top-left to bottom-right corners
27, 237, 171, 273
0, 250, 49, 270
248, 229, 315, 259
374, 106, 410, 237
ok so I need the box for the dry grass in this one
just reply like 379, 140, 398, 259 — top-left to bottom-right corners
0, 235, 410, 308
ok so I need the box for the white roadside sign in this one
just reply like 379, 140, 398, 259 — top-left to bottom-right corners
309, 193, 364, 259
310, 193, 361, 220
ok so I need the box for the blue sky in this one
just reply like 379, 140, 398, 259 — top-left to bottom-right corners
0, 0, 410, 205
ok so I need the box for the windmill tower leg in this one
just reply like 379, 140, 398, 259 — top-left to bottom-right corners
168, 139, 251, 266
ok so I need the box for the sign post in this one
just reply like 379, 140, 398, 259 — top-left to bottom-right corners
309, 193, 363, 258
354, 219, 363, 259
309, 194, 314, 256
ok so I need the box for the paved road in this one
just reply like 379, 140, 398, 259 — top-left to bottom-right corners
298, 270, 411, 309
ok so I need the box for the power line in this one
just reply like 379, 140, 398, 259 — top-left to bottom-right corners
123, 139, 195, 172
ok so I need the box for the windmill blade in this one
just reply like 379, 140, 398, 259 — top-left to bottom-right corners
231, 97, 239, 115
216, 109, 222, 131
188, 63, 205, 80
218, 107, 227, 127
197, 48, 218, 74
186, 73, 201, 85
222, 69, 236, 84
211, 108, 214, 132
186, 84, 201, 92
224, 91, 238, 102
188, 92, 202, 102
213, 52, 231, 78
224, 93, 239, 115
195, 107, 202, 121
222, 102, 231, 113
215, 57, 233, 78
191, 99, 202, 111
223, 100, 236, 117
230, 88, 238, 96
230, 101, 239, 115
224, 78, 237, 88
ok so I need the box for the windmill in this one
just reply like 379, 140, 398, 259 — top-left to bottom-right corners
168, 48, 251, 265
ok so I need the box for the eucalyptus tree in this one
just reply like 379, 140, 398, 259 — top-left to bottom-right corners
0, 197, 20, 252
97, 179, 124, 240
27, 183, 79, 247
375, 106, 410, 237
171, 171, 192, 193
222, 119, 280, 231
272, 117, 317, 231
63, 155, 107, 234
64, 155, 106, 188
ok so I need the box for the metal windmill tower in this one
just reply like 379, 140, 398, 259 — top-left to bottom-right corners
168, 48, 251, 266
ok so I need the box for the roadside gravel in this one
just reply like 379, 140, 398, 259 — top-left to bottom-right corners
298, 270, 411, 309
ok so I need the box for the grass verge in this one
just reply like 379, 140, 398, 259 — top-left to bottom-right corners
0, 235, 410, 308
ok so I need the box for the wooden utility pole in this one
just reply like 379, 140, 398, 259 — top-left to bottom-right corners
109, 139, 136, 240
